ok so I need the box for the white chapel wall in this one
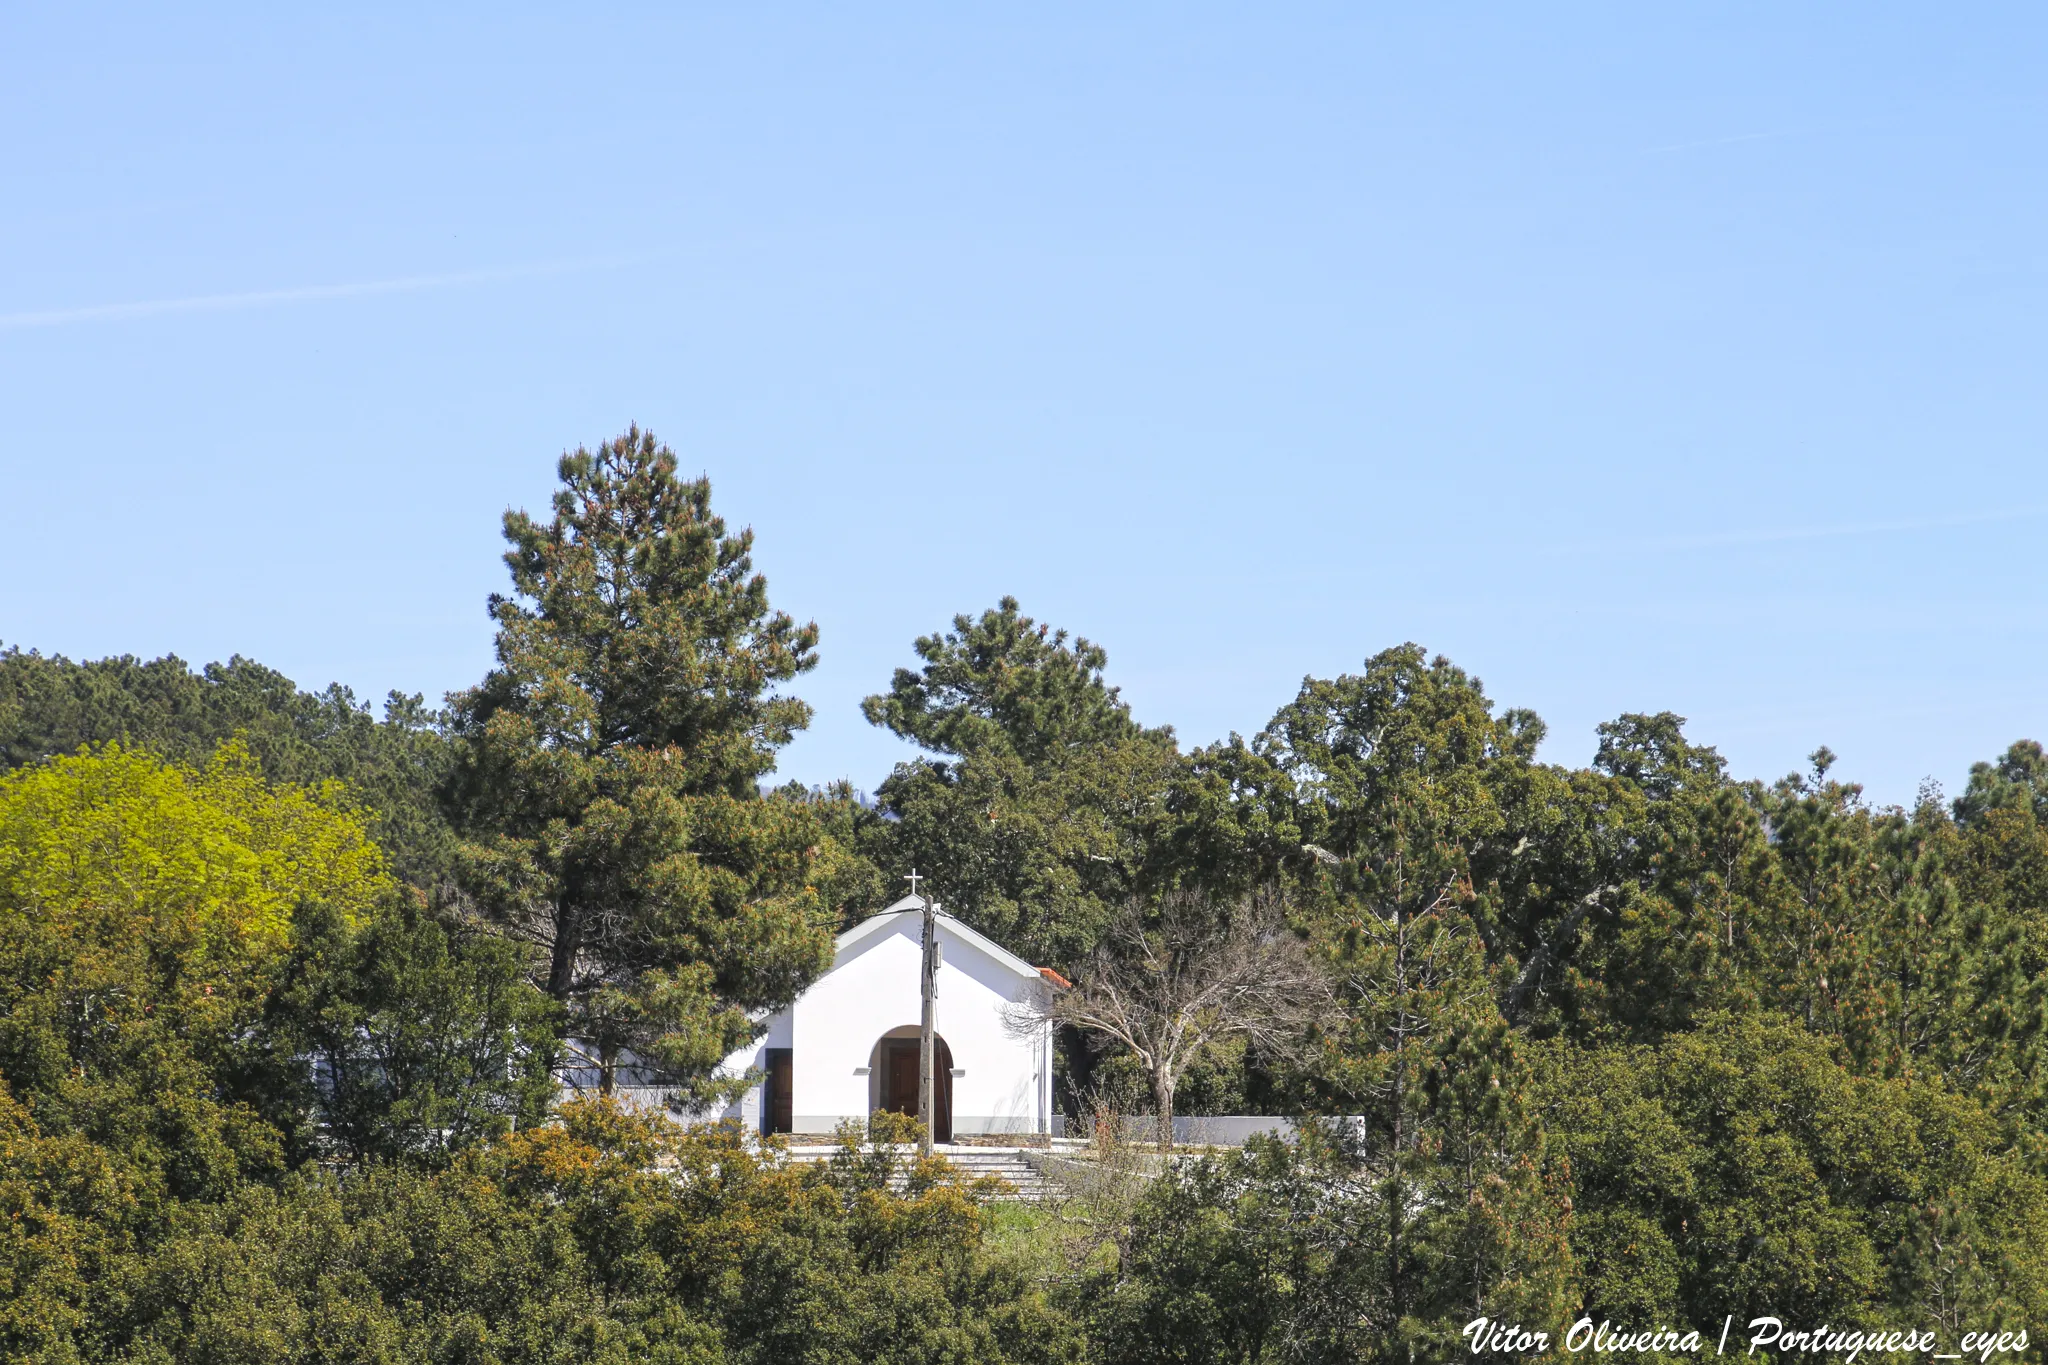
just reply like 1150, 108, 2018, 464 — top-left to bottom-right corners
787, 915, 1048, 1135
664, 911, 1053, 1139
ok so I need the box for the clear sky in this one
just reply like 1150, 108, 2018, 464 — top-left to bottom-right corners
3, 6, 2044, 805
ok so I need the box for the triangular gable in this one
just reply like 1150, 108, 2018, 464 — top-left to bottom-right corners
832, 901, 1043, 983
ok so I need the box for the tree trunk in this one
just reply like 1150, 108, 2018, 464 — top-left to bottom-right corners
1056, 1024, 1098, 1124
547, 903, 582, 1000
1504, 886, 1612, 1024
1388, 896, 1410, 1349
1899, 954, 1912, 1081
1154, 1068, 1175, 1153
1387, 1044, 1406, 1337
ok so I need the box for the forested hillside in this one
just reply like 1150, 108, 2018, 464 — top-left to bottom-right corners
5, 429, 2047, 1362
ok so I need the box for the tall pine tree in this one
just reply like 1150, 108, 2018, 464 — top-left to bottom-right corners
443, 427, 836, 1099
1255, 646, 1571, 1357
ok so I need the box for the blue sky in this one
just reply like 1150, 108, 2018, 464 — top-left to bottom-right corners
3, 6, 2043, 805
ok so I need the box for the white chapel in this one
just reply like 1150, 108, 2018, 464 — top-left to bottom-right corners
696, 896, 1062, 1141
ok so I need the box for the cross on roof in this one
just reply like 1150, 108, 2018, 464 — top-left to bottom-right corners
903, 868, 924, 901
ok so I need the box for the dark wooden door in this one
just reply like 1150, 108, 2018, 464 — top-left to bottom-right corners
764, 1048, 793, 1135
879, 1038, 951, 1143
884, 1041, 919, 1116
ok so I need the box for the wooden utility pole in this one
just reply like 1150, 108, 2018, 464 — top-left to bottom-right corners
907, 869, 940, 1156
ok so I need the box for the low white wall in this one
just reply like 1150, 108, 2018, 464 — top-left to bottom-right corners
554, 1094, 1310, 1151
1104, 1115, 1299, 1145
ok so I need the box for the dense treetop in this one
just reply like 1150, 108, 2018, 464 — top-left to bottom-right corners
0, 647, 453, 884
467, 424, 820, 796
863, 595, 1157, 766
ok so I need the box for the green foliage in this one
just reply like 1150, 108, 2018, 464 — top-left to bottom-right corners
1118, 644, 2048, 1353
1590, 710, 1728, 802
1248, 646, 1548, 1041
0, 746, 564, 1350
0, 741, 388, 961
0, 741, 1069, 1364
152, 1101, 1074, 1365
1083, 1119, 1572, 1365
444, 428, 840, 1099
1957, 740, 2048, 828
862, 597, 1180, 972
864, 595, 1149, 765
1950, 799, 2048, 1131
0, 647, 455, 885
0, 745, 390, 1207
1540, 1016, 2048, 1345
1146, 737, 1304, 897
1754, 771, 2048, 1113
767, 779, 892, 930
1255, 644, 1541, 877
0, 1081, 138, 1359
860, 598, 1201, 1120
469, 424, 819, 799
3, 1099, 1079, 1364
1245, 650, 1551, 1334
270, 894, 560, 1166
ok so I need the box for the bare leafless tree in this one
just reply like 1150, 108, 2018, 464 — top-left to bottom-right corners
1018, 888, 1327, 1151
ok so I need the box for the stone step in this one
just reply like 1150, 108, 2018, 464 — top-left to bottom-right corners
946, 1154, 1058, 1201
778, 1146, 1061, 1202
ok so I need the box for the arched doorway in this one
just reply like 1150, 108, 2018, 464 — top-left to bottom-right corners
872, 1028, 953, 1143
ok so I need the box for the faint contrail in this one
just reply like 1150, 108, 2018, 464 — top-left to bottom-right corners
0, 253, 641, 330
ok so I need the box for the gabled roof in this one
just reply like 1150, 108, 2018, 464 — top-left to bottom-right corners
834, 896, 1044, 982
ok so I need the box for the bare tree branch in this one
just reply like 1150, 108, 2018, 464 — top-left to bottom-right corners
1017, 887, 1329, 1151
1503, 884, 1618, 1025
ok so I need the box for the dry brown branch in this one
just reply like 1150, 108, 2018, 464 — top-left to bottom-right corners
1020, 887, 1328, 1151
